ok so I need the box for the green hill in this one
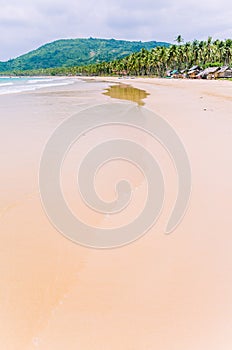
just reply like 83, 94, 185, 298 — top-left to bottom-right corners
0, 38, 169, 72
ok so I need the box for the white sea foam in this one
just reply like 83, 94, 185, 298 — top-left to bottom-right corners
0, 77, 76, 95
0, 82, 13, 87
27, 78, 56, 84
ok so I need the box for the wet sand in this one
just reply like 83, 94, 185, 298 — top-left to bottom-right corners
0, 78, 232, 349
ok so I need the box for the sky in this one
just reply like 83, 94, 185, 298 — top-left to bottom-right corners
0, 0, 231, 61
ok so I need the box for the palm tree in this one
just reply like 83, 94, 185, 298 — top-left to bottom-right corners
23, 38, 231, 78
175, 35, 184, 45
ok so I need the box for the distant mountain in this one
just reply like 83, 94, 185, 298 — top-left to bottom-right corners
0, 38, 170, 72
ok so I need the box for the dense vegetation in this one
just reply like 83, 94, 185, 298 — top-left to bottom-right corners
0, 38, 169, 72
1, 37, 231, 77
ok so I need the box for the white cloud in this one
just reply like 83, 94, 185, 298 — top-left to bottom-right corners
0, 0, 231, 60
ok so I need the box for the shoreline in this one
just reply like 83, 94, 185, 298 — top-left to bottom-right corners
1, 74, 231, 99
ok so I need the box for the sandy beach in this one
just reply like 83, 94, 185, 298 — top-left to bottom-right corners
0, 77, 232, 349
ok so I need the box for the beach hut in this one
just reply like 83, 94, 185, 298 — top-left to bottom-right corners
197, 67, 220, 80
180, 69, 187, 74
215, 66, 232, 79
170, 69, 180, 78
180, 69, 188, 79
187, 65, 201, 79
188, 65, 200, 71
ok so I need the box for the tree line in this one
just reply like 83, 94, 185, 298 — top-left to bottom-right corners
1, 37, 232, 77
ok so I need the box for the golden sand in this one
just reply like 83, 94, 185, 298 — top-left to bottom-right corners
0, 78, 232, 349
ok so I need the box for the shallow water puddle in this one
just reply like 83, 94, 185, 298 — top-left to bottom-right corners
103, 83, 149, 106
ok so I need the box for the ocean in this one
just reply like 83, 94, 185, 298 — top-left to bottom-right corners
0, 76, 75, 95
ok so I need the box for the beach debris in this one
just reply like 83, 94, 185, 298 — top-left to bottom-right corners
32, 337, 40, 347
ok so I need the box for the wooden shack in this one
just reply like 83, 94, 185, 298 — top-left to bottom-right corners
187, 65, 201, 79
197, 67, 220, 79
215, 66, 232, 79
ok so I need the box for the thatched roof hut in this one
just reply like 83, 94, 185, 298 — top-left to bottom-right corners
215, 66, 232, 78
197, 67, 220, 79
187, 65, 201, 79
189, 65, 200, 71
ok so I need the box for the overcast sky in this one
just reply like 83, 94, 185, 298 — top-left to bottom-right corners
0, 0, 231, 61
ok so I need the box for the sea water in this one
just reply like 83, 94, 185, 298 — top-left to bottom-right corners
0, 76, 75, 95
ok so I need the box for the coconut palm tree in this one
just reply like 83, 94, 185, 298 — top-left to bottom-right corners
175, 35, 184, 45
